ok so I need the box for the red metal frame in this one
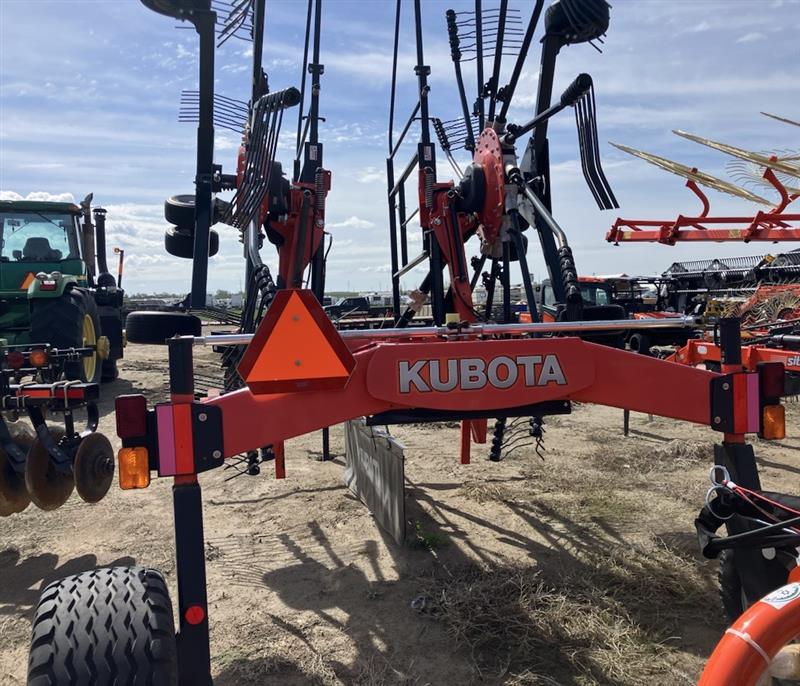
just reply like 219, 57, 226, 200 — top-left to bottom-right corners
669, 339, 800, 374
606, 169, 800, 245
202, 331, 737, 460
236, 143, 330, 289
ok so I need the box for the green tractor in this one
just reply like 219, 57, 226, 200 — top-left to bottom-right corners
0, 194, 124, 383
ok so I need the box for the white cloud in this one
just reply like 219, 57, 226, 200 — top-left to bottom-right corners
355, 167, 385, 185
328, 216, 375, 230
0, 190, 75, 202
737, 32, 766, 43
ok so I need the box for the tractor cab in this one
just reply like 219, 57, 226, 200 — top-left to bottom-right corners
0, 202, 86, 294
0, 198, 124, 383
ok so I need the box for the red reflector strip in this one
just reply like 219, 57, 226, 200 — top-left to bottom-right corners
39, 281, 57, 291
173, 404, 194, 475
17, 388, 86, 400
746, 372, 760, 433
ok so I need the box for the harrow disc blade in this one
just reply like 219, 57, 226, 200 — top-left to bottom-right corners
74, 433, 115, 504
0, 447, 29, 516
25, 430, 72, 511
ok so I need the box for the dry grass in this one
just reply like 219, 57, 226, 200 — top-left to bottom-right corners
460, 480, 517, 503
593, 439, 713, 475
354, 654, 420, 686
418, 537, 717, 685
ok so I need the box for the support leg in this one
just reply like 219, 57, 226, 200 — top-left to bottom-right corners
274, 441, 286, 479
460, 421, 471, 464
322, 427, 330, 461
173, 479, 212, 686
167, 337, 212, 685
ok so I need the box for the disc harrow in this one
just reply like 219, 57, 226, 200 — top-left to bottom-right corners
0, 342, 114, 516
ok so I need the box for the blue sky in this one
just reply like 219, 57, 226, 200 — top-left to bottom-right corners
1, 0, 799, 295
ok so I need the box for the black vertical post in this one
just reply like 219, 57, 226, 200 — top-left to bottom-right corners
387, 160, 401, 318
190, 10, 217, 309
387, 0, 402, 319
167, 338, 212, 686
413, 0, 440, 321
173, 483, 211, 686
510, 214, 538, 322
295, 0, 313, 183
501, 242, 511, 323
484, 258, 498, 320
718, 317, 743, 368
475, 0, 484, 130
524, 36, 565, 302
398, 184, 408, 265
305, 0, 326, 302
322, 427, 330, 461
429, 236, 445, 325
486, 0, 508, 123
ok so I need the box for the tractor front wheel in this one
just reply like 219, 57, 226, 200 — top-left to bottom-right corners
30, 289, 102, 383
27, 567, 178, 686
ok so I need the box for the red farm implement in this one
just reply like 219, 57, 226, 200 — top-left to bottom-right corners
606, 119, 800, 245
19, 1, 800, 685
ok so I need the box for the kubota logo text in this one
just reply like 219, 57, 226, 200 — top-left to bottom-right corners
398, 355, 566, 393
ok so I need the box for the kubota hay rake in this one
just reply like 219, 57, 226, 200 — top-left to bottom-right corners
19, 2, 800, 686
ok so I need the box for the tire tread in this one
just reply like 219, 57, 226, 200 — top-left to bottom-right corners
27, 566, 177, 686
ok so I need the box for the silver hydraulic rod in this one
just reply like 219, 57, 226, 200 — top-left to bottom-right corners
518, 178, 569, 249
183, 315, 700, 346
393, 250, 429, 279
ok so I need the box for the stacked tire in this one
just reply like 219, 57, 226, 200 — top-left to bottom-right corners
164, 195, 219, 259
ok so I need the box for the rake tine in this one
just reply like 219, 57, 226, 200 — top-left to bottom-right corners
577, 95, 608, 207
574, 97, 603, 209
586, 86, 618, 208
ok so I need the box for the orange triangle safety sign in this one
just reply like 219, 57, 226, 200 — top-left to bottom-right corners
237, 289, 355, 394
20, 272, 36, 289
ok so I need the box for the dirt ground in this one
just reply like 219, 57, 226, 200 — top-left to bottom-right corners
2, 340, 800, 685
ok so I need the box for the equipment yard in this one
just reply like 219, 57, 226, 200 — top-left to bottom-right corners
1, 338, 797, 686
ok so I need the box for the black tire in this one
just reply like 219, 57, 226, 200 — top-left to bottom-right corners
30, 288, 101, 383
164, 226, 219, 259
718, 549, 746, 624
125, 311, 201, 345
28, 566, 177, 686
164, 194, 195, 228
165, 194, 229, 228
628, 333, 652, 355
101, 358, 119, 382
719, 548, 791, 624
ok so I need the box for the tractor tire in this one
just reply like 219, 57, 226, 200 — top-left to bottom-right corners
30, 289, 102, 383
164, 226, 219, 259
101, 358, 119, 382
125, 311, 201, 345
164, 194, 196, 229
628, 333, 652, 355
27, 566, 177, 686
